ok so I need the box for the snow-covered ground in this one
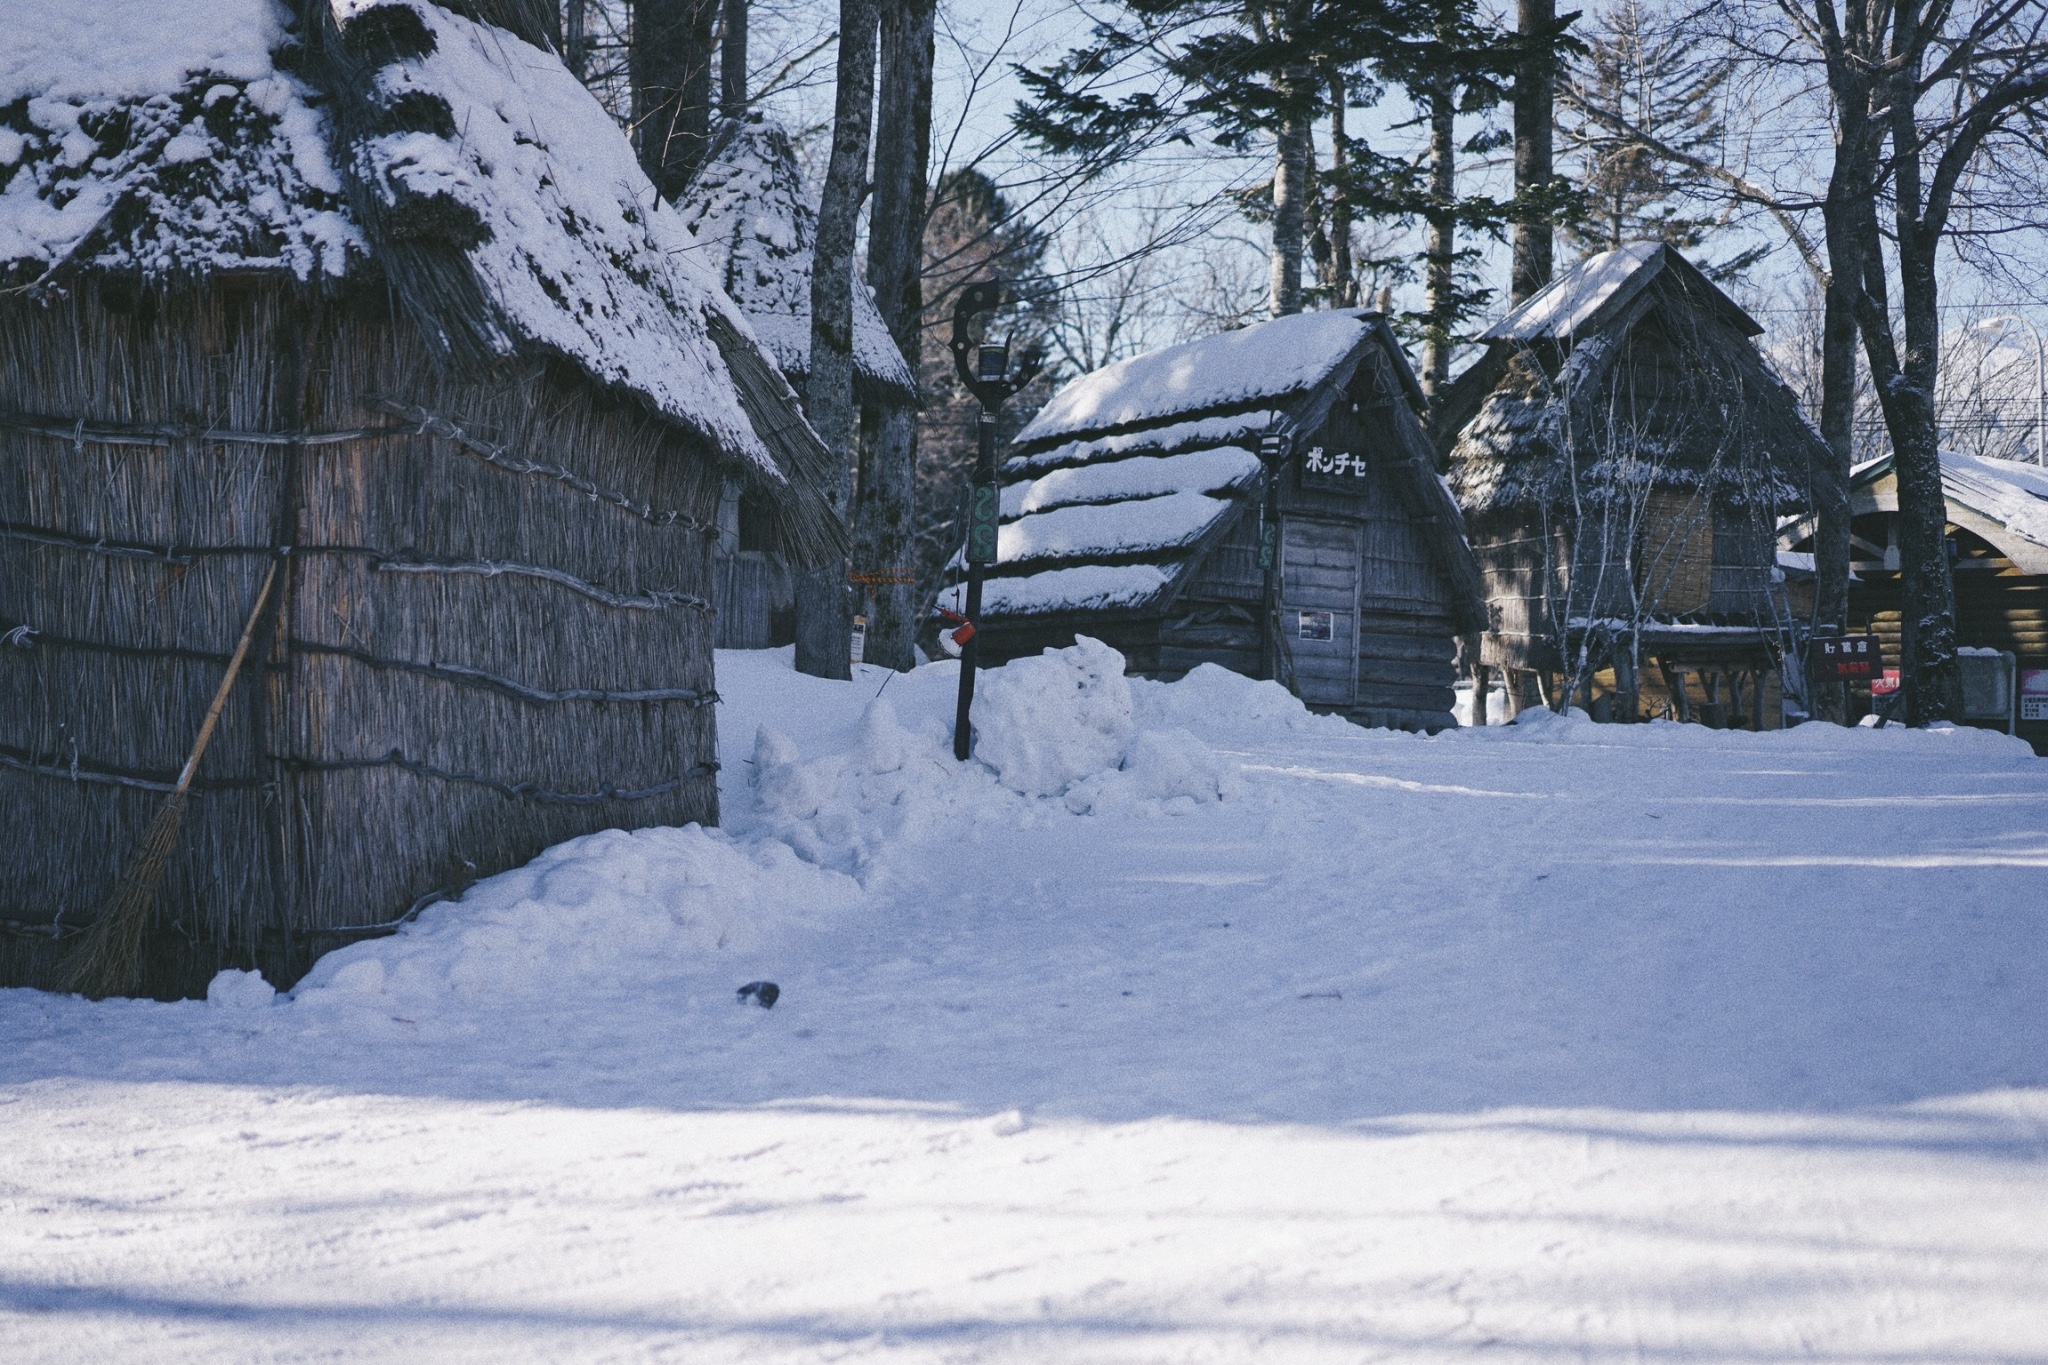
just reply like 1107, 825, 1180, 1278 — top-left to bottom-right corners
4, 644, 2046, 1362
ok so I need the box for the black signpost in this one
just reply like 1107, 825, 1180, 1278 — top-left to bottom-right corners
1808, 632, 1884, 683
948, 280, 1041, 762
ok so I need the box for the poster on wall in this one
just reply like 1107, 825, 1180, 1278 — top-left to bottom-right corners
1297, 610, 1334, 641
2022, 668, 2048, 722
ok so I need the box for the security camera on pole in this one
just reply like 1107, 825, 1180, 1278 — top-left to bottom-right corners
944, 280, 1041, 762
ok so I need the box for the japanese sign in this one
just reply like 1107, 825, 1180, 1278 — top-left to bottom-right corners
1808, 634, 1882, 681
1872, 668, 1901, 696
965, 483, 999, 564
2022, 668, 2048, 722
1299, 444, 1370, 488
1297, 610, 1334, 641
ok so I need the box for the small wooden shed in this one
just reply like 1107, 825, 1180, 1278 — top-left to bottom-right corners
0, 0, 839, 995
948, 310, 1487, 731
674, 115, 917, 649
1439, 244, 1824, 724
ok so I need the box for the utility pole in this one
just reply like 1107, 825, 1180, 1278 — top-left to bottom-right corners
947, 281, 1040, 761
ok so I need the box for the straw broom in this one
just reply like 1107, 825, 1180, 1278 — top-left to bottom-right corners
60, 556, 283, 1000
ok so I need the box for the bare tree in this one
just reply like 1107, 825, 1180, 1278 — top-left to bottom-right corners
1784, 0, 2048, 723
633, 0, 722, 198
856, 0, 939, 672
796, 0, 879, 679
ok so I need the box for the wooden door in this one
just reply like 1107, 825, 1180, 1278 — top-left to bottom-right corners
1281, 516, 1361, 705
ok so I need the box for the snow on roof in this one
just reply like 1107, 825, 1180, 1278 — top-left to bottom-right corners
673, 116, 915, 397
1015, 310, 1376, 445
1483, 242, 1664, 342
0, 0, 801, 475
938, 564, 1172, 617
1005, 411, 1277, 478
0, 0, 360, 279
358, 2, 775, 469
997, 491, 1234, 569
1002, 445, 1261, 519
1940, 449, 2048, 553
970, 397, 1272, 615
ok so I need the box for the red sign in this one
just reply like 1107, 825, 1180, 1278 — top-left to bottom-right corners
1809, 634, 1883, 681
1871, 668, 1901, 696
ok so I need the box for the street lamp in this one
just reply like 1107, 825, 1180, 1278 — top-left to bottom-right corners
946, 280, 1042, 762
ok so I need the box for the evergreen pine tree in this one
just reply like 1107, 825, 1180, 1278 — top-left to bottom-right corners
1557, 0, 1761, 274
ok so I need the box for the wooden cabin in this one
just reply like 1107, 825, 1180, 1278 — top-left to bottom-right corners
1439, 244, 1825, 725
674, 115, 917, 650
1779, 449, 2048, 751
948, 310, 1487, 732
0, 0, 840, 996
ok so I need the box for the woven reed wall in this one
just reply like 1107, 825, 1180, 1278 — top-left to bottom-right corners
1639, 488, 1715, 614
1, 276, 725, 996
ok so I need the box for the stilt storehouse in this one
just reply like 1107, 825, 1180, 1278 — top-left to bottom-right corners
1439, 243, 1825, 725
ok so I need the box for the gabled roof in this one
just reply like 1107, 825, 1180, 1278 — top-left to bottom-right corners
673, 116, 916, 403
1015, 308, 1416, 447
1483, 241, 1761, 344
0, 0, 836, 511
1445, 243, 1822, 518
1848, 449, 2048, 575
943, 311, 1483, 627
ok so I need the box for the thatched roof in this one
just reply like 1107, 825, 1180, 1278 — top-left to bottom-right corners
944, 310, 1484, 626
0, 0, 841, 556
1443, 243, 1823, 518
672, 115, 917, 404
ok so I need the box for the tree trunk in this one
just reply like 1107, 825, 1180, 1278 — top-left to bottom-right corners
1420, 78, 1457, 397
796, 0, 880, 680
1811, 285, 1856, 722
632, 0, 720, 200
1510, 0, 1556, 304
720, 0, 748, 117
1328, 70, 1355, 306
855, 0, 936, 672
1885, 9, 1959, 725
565, 0, 587, 80
1270, 108, 1309, 316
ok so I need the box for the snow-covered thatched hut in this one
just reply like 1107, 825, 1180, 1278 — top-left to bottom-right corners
1438, 243, 1826, 725
0, 0, 841, 996
949, 310, 1487, 732
674, 115, 917, 648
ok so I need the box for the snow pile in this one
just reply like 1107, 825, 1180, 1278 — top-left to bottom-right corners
972, 636, 1136, 796
1065, 726, 1241, 815
748, 698, 998, 874
742, 639, 1245, 873
205, 968, 276, 1009
288, 823, 858, 1012
1130, 661, 1346, 742
995, 489, 1231, 566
